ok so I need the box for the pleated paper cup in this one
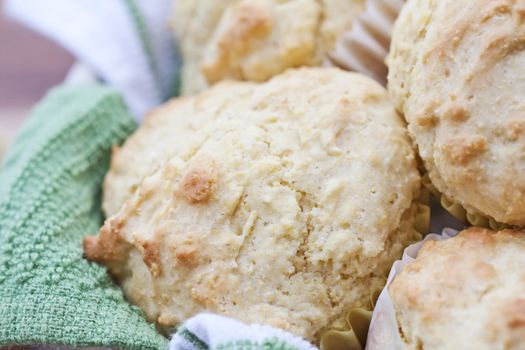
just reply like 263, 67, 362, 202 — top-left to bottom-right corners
421, 173, 508, 231
327, 0, 405, 85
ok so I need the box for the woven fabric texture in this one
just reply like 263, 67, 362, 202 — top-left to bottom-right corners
0, 85, 168, 350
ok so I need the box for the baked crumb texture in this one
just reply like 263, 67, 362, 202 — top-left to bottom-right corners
86, 68, 420, 341
390, 227, 525, 350
388, 0, 525, 226
171, 0, 366, 94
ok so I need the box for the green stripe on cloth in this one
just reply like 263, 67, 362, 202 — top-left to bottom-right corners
215, 338, 301, 350
177, 327, 302, 350
122, 0, 162, 92
121, 0, 181, 100
0, 85, 168, 350
178, 328, 209, 350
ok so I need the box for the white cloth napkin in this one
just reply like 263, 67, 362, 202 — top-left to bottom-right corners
171, 313, 318, 350
5, 0, 180, 119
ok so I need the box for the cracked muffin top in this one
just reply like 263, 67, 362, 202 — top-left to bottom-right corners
389, 227, 525, 350
171, 0, 365, 94
388, 0, 525, 225
85, 68, 420, 341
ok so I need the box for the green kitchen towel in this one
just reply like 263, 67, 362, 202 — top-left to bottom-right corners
0, 85, 168, 350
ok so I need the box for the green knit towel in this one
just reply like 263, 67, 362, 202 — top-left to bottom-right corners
0, 85, 168, 350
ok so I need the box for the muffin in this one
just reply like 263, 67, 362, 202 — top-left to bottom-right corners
101, 81, 254, 216
388, 0, 525, 226
85, 68, 421, 341
388, 227, 525, 349
171, 0, 366, 94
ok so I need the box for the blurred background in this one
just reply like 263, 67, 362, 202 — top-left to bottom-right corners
0, 0, 73, 152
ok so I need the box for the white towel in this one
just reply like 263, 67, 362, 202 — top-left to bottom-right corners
5, 0, 180, 119
171, 313, 318, 350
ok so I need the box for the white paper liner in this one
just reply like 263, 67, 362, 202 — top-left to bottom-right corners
327, 0, 405, 85
365, 228, 460, 350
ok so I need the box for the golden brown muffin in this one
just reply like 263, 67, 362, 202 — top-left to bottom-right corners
171, 0, 366, 94
389, 227, 525, 350
87, 68, 420, 341
102, 81, 254, 216
388, 0, 525, 226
